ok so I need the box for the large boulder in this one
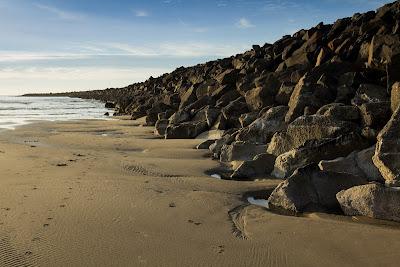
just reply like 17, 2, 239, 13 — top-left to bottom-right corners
268, 166, 368, 213
192, 106, 220, 127
154, 119, 169, 136
165, 121, 208, 139
244, 74, 280, 111
238, 112, 258, 128
216, 69, 240, 85
169, 110, 191, 124
359, 102, 391, 129
244, 87, 274, 111
272, 132, 370, 178
105, 102, 116, 109
285, 73, 335, 123
179, 86, 197, 109
185, 95, 215, 112
275, 83, 295, 105
220, 141, 266, 162
220, 97, 249, 128
373, 107, 400, 185
230, 153, 276, 180
209, 129, 238, 159
316, 103, 360, 121
235, 106, 288, 144
267, 115, 359, 156
391, 82, 400, 112
337, 183, 400, 222
319, 147, 384, 182
351, 83, 389, 106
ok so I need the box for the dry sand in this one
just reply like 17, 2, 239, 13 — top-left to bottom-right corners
0, 119, 400, 266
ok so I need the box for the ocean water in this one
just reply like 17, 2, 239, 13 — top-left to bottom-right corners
0, 96, 113, 130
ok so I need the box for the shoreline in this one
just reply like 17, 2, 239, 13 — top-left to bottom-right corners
1, 119, 400, 266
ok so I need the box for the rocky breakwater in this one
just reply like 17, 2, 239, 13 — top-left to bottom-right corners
48, 1, 400, 222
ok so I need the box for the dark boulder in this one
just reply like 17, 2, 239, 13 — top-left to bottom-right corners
154, 119, 169, 136
272, 132, 370, 178
359, 102, 391, 129
235, 106, 288, 144
285, 73, 335, 123
319, 146, 384, 182
220, 141, 267, 162
165, 121, 208, 139
231, 153, 276, 180
337, 183, 400, 222
267, 115, 360, 156
391, 82, 400, 112
373, 107, 400, 185
268, 166, 368, 213
351, 83, 389, 106
105, 102, 116, 109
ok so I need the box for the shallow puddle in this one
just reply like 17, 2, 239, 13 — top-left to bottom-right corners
210, 174, 222, 179
247, 197, 269, 208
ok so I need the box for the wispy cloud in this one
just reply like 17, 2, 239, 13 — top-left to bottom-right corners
157, 42, 245, 57
0, 41, 246, 63
0, 51, 90, 62
104, 43, 157, 56
193, 27, 208, 33
263, 0, 301, 11
216, 1, 228, 7
178, 19, 208, 33
236, 18, 255, 29
34, 4, 84, 21
134, 10, 149, 17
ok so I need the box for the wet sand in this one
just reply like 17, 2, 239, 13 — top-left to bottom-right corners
0, 119, 400, 266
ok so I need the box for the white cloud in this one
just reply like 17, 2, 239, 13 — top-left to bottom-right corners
134, 10, 149, 17
34, 4, 84, 21
236, 18, 255, 29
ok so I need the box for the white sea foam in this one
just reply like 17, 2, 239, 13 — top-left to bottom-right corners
0, 96, 112, 129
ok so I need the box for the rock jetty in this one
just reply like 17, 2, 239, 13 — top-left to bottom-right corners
26, 1, 400, 222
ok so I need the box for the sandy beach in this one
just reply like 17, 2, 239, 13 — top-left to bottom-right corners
0, 119, 400, 267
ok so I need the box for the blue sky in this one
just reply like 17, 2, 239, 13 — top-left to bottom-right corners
0, 0, 391, 95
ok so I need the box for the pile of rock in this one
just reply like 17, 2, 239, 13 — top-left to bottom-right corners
47, 1, 400, 222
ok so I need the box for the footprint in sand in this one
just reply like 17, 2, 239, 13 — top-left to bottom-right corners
212, 245, 225, 254
122, 164, 182, 178
187, 219, 202, 226
56, 163, 67, 167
